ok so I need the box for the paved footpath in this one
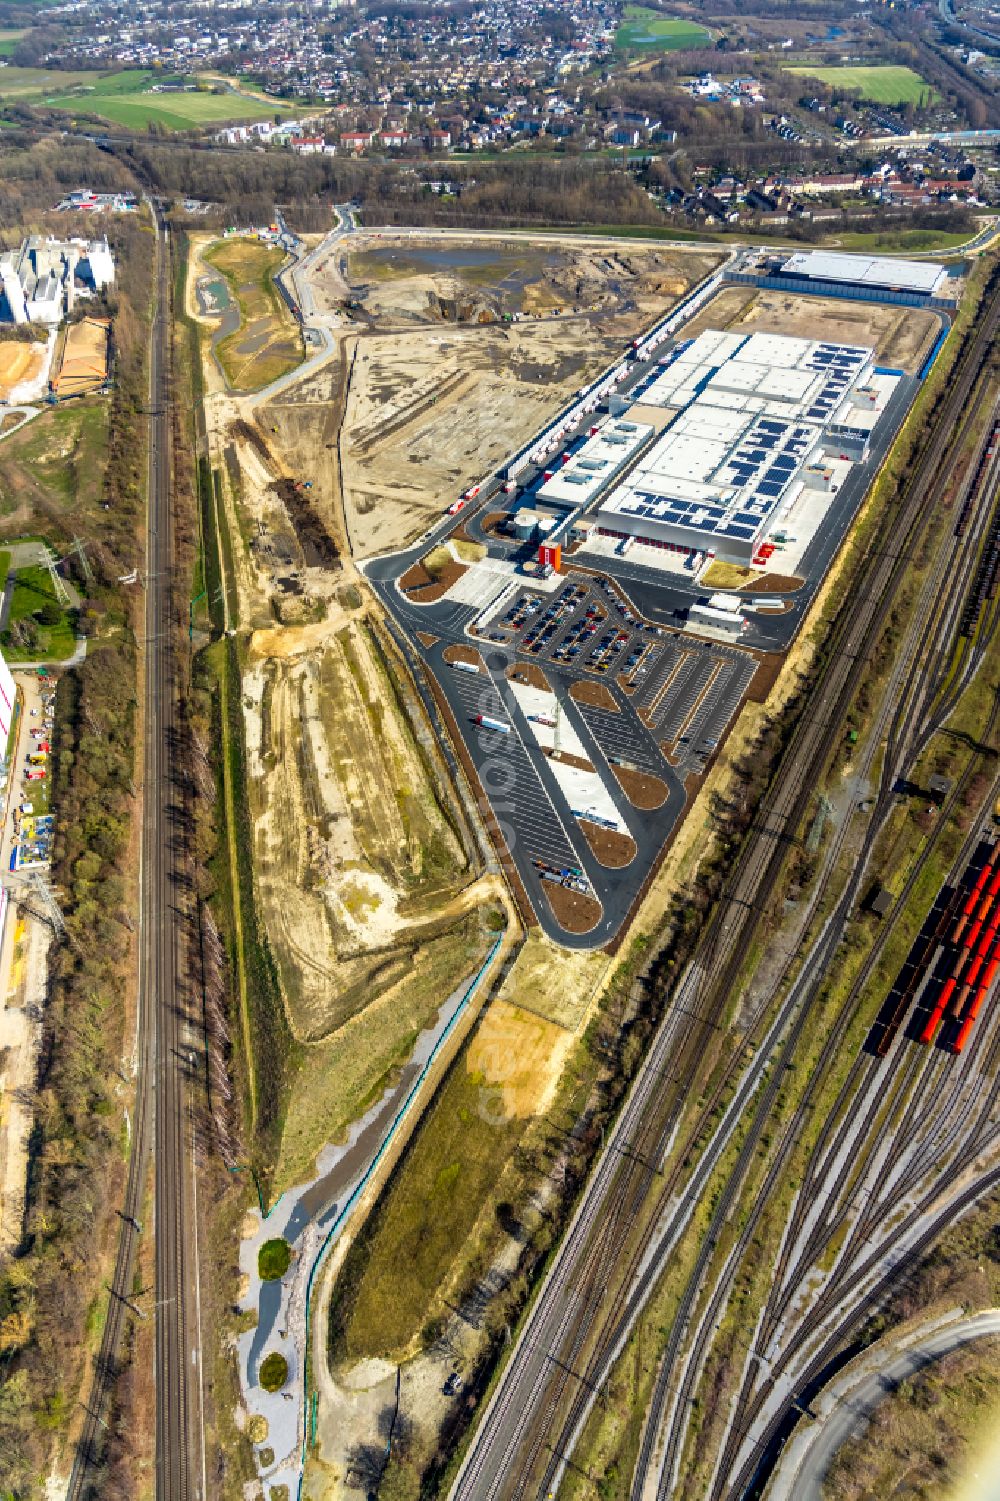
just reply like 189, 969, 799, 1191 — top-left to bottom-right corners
236, 945, 501, 1495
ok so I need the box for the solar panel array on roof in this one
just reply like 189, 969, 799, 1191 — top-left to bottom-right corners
594, 326, 898, 560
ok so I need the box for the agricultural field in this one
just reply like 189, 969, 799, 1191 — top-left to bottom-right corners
615, 5, 711, 51
0, 65, 108, 102
0, 403, 108, 531
0, 29, 25, 56
202, 237, 304, 392
0, 65, 289, 128
784, 63, 937, 105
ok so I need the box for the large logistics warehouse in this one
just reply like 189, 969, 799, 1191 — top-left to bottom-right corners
593, 328, 899, 563
777, 250, 947, 299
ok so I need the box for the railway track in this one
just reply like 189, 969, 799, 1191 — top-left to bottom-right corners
549, 281, 1000, 1501
66, 211, 199, 1499
149, 214, 201, 1501
631, 361, 1000, 1494
448, 270, 1000, 1501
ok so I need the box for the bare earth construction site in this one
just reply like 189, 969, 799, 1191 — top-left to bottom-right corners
363, 245, 953, 948
202, 227, 976, 1500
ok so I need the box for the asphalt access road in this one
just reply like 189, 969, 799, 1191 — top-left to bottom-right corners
365, 555, 750, 947
767, 1310, 1000, 1501
365, 301, 938, 945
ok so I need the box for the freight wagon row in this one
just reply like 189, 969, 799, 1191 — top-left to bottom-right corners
955, 419, 1000, 539
920, 845, 1000, 1052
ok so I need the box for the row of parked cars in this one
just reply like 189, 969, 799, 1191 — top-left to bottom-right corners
522, 583, 589, 654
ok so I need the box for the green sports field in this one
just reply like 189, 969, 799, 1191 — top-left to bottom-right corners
0, 65, 290, 128
785, 63, 937, 106
615, 5, 711, 51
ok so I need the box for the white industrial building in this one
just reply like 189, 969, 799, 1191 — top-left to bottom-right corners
595, 328, 898, 564
777, 250, 947, 299
0, 236, 115, 327
534, 416, 653, 507
0, 645, 16, 752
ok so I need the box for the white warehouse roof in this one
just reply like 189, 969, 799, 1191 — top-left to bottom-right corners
779, 250, 946, 296
536, 417, 652, 507
594, 327, 894, 562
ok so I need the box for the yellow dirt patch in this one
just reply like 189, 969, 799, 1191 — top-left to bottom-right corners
466, 999, 574, 1118
0, 341, 43, 399
497, 929, 613, 1033
701, 560, 755, 590
249, 611, 347, 661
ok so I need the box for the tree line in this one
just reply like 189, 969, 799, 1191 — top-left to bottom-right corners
0, 197, 151, 1499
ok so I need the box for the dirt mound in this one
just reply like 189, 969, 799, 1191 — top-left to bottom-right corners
273, 476, 340, 570
427, 291, 496, 324
230, 417, 274, 466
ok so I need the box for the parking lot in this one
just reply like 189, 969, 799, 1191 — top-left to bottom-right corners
636, 639, 756, 775
442, 662, 595, 897
487, 576, 756, 777
495, 576, 667, 678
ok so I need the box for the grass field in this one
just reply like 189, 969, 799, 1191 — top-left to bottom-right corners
0, 404, 108, 525
203, 238, 303, 391
328, 1051, 530, 1363
0, 65, 102, 100
615, 5, 711, 50
0, 65, 290, 129
0, 29, 25, 56
2, 563, 75, 662
274, 914, 494, 1194
785, 63, 937, 105
834, 227, 973, 253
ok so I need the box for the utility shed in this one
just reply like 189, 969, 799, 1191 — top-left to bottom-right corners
867, 886, 894, 919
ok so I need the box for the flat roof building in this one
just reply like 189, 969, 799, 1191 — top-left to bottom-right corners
0, 236, 115, 327
595, 328, 894, 564
778, 250, 947, 298
534, 416, 653, 508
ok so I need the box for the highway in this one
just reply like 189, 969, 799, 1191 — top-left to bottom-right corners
446, 267, 1000, 1501
66, 210, 202, 1499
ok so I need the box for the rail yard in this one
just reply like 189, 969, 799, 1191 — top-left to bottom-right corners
6, 54, 1000, 1501
440, 260, 1000, 1501
90, 202, 1000, 1501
